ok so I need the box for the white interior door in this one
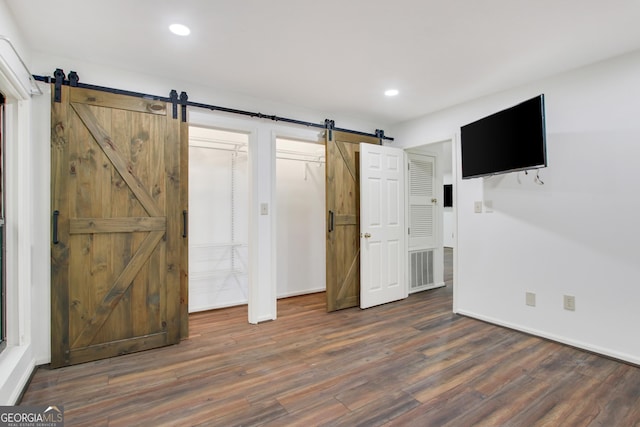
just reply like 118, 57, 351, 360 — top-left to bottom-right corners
407, 152, 444, 292
360, 143, 407, 309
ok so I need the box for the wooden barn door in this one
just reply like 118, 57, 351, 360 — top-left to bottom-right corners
51, 86, 187, 367
325, 130, 379, 311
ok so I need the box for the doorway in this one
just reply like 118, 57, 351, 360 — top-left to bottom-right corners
275, 138, 326, 298
188, 126, 249, 312
405, 138, 455, 295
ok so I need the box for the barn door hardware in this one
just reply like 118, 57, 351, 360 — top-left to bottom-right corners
35, 70, 395, 140
53, 68, 65, 102
68, 71, 79, 87
180, 91, 189, 122
324, 119, 335, 141
169, 90, 178, 119
375, 129, 386, 145
52, 210, 60, 244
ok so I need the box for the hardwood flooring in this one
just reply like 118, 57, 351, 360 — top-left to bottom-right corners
21, 250, 640, 426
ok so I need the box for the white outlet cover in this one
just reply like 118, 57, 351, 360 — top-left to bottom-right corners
484, 200, 493, 213
474, 201, 483, 213
526, 292, 536, 307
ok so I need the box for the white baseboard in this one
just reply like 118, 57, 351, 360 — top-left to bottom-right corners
456, 309, 640, 366
0, 345, 36, 405
277, 287, 325, 299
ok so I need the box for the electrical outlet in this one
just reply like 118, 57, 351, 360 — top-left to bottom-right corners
484, 200, 493, 213
564, 295, 575, 311
260, 203, 269, 215
474, 201, 483, 213
526, 292, 536, 307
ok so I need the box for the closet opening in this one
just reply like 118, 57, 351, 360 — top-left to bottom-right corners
188, 126, 249, 312
275, 138, 326, 300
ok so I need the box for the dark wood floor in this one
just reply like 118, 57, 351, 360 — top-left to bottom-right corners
21, 250, 640, 426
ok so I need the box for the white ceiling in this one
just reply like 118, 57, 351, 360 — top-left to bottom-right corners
7, 0, 640, 126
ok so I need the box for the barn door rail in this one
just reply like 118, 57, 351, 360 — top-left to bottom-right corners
33, 69, 393, 142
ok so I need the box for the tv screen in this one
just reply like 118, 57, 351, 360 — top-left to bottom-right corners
460, 94, 547, 179
443, 184, 452, 207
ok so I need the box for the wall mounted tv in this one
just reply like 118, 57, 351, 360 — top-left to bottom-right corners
460, 94, 547, 179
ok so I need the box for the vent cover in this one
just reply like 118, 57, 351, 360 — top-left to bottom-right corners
410, 249, 434, 292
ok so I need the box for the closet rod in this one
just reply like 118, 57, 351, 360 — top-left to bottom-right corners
190, 144, 325, 163
33, 70, 394, 142
277, 156, 324, 164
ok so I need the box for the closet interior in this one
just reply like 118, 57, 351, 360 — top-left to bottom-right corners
275, 138, 326, 298
188, 127, 326, 313
188, 127, 249, 312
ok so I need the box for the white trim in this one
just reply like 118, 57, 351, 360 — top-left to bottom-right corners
246, 126, 260, 324
456, 309, 640, 366
451, 133, 459, 314
0, 54, 29, 100
277, 288, 326, 299
269, 132, 278, 320
0, 36, 42, 96
0, 55, 50, 404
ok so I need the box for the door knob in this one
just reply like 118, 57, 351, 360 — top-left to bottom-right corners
363, 233, 371, 238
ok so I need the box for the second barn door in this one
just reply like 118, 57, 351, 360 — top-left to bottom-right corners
50, 85, 187, 368
325, 130, 378, 311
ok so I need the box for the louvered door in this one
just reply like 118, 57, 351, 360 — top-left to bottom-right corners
407, 153, 436, 249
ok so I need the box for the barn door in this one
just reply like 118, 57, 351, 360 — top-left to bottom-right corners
50, 86, 187, 367
325, 130, 378, 312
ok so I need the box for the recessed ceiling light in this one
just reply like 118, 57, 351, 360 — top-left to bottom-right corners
169, 24, 191, 36
384, 89, 399, 97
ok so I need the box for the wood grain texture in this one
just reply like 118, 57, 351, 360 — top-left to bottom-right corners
70, 102, 162, 217
26, 248, 640, 425
70, 87, 167, 115
69, 217, 166, 234
50, 86, 184, 367
325, 131, 379, 312
179, 117, 189, 339
71, 230, 165, 348
50, 85, 71, 368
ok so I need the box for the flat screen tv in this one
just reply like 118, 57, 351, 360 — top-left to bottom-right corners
443, 184, 453, 207
460, 94, 547, 179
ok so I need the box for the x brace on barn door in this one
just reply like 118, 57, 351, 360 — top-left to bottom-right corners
34, 69, 394, 143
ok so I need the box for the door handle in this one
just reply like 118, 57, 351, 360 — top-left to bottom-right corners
431, 198, 438, 204
363, 233, 371, 238
52, 210, 60, 244
182, 210, 188, 238
328, 210, 334, 232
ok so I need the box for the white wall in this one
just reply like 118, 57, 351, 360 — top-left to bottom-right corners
391, 49, 640, 364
